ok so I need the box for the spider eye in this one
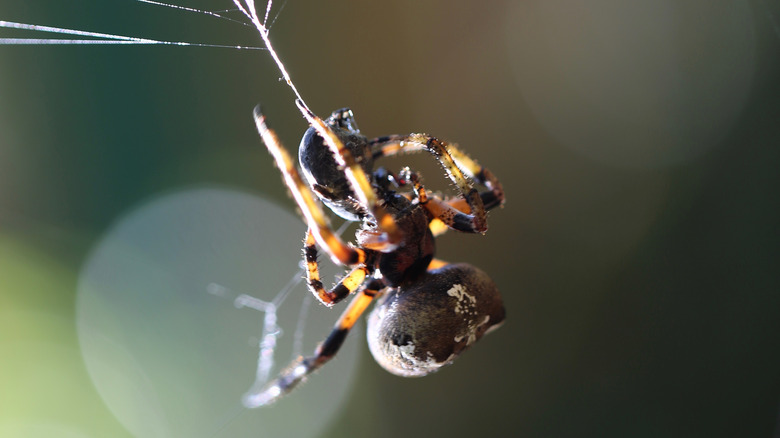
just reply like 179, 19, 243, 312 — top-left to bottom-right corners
366, 263, 505, 377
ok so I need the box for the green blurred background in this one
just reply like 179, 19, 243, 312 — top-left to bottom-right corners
1, 0, 779, 437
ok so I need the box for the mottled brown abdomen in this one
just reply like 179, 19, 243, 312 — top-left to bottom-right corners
367, 263, 505, 377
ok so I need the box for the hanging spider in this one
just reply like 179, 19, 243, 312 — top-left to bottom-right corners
222, 0, 506, 407
249, 100, 506, 406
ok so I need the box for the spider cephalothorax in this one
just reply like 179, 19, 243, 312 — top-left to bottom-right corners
298, 108, 374, 221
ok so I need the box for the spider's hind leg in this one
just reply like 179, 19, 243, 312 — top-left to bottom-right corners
244, 278, 384, 407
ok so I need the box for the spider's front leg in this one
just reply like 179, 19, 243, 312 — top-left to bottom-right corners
254, 106, 365, 266
244, 278, 384, 407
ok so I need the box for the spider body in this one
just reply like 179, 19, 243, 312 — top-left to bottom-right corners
298, 108, 373, 221
250, 104, 506, 406
360, 188, 435, 287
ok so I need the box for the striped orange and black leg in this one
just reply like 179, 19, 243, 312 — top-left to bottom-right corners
370, 134, 505, 233
303, 228, 373, 307
248, 278, 385, 406
428, 191, 506, 237
445, 145, 505, 210
371, 135, 505, 208
254, 106, 366, 266
398, 167, 500, 237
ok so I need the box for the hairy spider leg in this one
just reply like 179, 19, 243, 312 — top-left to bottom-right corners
396, 165, 505, 237
427, 189, 505, 236
254, 106, 366, 266
372, 136, 505, 236
247, 279, 384, 406
303, 229, 376, 307
446, 146, 505, 209
295, 100, 402, 248
371, 135, 504, 204
404, 162, 502, 244
369, 134, 505, 234
371, 134, 505, 210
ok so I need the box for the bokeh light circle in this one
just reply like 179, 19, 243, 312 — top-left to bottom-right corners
505, 0, 756, 168
76, 187, 360, 438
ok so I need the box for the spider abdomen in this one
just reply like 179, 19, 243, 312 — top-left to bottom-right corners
366, 263, 505, 377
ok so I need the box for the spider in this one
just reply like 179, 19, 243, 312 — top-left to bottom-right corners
249, 99, 506, 406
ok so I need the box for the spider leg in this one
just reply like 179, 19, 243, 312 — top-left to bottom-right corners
246, 278, 384, 407
370, 134, 505, 233
445, 145, 505, 210
398, 167, 501, 236
295, 100, 402, 247
303, 228, 374, 307
428, 192, 505, 237
254, 106, 365, 266
372, 136, 504, 204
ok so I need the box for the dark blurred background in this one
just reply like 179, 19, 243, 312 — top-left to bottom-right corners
1, 0, 779, 437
